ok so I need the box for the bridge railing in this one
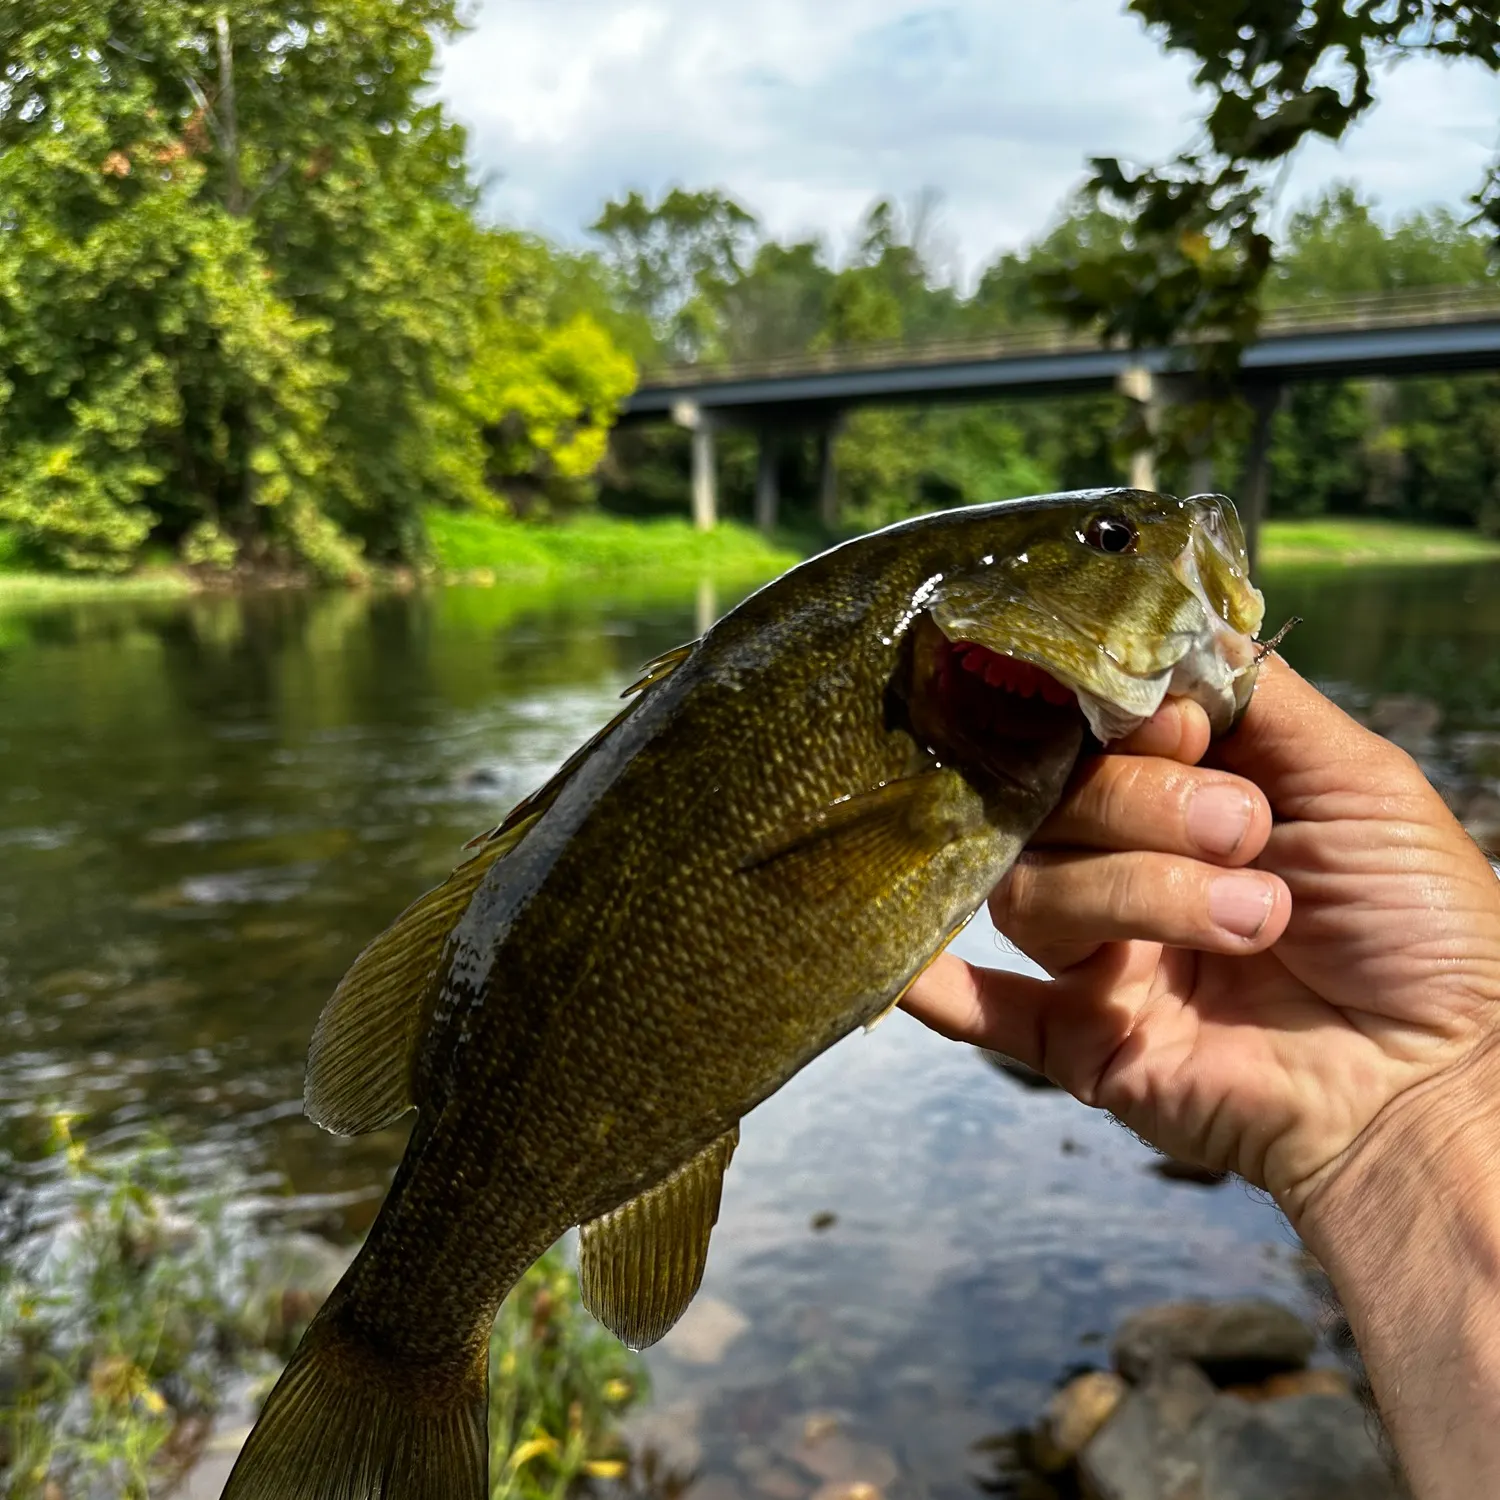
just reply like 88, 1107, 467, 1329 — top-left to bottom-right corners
640, 284, 1500, 390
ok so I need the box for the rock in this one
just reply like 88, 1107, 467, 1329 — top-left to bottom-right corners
660, 1295, 749, 1365
980, 1049, 1061, 1090
1079, 1361, 1217, 1500
789, 1416, 898, 1489
239, 1233, 356, 1354
751, 1465, 807, 1500
689, 1477, 748, 1500
1194, 1393, 1401, 1498
1365, 694, 1441, 752
1112, 1299, 1316, 1385
809, 1484, 884, 1500
623, 1398, 704, 1475
1226, 1369, 1352, 1402
1078, 1364, 1400, 1500
1033, 1371, 1128, 1473
1149, 1157, 1230, 1187
1454, 786, 1500, 851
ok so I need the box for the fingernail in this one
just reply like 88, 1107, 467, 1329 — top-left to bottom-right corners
1187, 784, 1253, 857
1209, 874, 1273, 939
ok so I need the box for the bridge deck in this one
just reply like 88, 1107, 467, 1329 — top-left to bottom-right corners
623, 286, 1500, 421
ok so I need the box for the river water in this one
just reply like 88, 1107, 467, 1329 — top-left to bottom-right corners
3, 560, 1498, 1498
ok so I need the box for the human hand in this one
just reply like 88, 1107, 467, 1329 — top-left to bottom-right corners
903, 657, 1500, 1232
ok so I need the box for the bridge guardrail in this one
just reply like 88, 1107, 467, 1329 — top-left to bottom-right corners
638, 284, 1500, 390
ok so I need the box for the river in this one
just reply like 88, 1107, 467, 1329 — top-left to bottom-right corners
3, 559, 1498, 1497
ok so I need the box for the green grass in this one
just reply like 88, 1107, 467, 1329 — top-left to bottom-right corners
1259, 517, 1500, 567
423, 508, 801, 587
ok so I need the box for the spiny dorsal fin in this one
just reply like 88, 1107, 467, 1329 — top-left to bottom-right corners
621, 641, 696, 699
303, 819, 533, 1136
579, 1126, 739, 1350
305, 641, 697, 1138
463, 641, 693, 853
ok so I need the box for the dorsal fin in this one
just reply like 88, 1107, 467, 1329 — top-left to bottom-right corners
305, 640, 697, 1138
464, 639, 696, 852
579, 1126, 738, 1349
303, 819, 535, 1135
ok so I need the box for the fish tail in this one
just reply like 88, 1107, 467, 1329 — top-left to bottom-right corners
221, 1298, 488, 1500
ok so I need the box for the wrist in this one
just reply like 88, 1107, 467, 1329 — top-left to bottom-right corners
1294, 1047, 1500, 1496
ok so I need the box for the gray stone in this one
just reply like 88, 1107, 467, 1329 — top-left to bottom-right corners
1196, 1394, 1402, 1499
1080, 1361, 1216, 1500
1366, 694, 1442, 752
1080, 1366, 1402, 1500
1112, 1299, 1316, 1385
238, 1233, 355, 1354
980, 1049, 1061, 1090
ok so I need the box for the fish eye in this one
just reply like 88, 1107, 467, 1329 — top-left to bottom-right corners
1083, 516, 1138, 555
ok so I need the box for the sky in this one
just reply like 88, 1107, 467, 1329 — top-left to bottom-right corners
434, 1, 1500, 283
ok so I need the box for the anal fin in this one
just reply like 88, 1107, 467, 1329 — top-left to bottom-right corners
579, 1126, 739, 1350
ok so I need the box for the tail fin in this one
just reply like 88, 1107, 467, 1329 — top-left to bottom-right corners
221, 1305, 488, 1500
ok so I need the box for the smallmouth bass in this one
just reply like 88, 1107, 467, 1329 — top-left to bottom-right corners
224, 489, 1265, 1500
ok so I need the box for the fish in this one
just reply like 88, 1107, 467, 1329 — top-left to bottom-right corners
222, 487, 1266, 1500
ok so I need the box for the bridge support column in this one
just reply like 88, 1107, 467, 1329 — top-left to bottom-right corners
816, 415, 843, 531
1117, 366, 1158, 491
755, 427, 780, 534
674, 401, 717, 532
1238, 385, 1283, 574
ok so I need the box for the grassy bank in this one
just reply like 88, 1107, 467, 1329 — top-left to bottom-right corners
0, 513, 801, 603
1259, 517, 1500, 567
422, 508, 800, 586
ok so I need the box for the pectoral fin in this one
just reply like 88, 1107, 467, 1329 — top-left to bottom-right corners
740, 771, 977, 901
303, 818, 535, 1136
579, 1126, 739, 1350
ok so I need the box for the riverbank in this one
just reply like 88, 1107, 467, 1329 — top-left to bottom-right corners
421, 508, 800, 587
0, 512, 801, 605
4, 512, 1498, 606
1259, 516, 1500, 566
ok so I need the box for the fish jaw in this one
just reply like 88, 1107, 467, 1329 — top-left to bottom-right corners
923, 493, 1265, 745
1062, 515, 1263, 742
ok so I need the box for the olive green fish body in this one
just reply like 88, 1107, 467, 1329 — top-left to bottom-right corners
223, 490, 1265, 1500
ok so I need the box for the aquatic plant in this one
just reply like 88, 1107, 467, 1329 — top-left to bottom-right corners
0, 1117, 650, 1500
488, 1247, 648, 1500
0, 1115, 252, 1499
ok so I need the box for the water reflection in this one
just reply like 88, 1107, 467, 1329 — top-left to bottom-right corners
3, 560, 1498, 1494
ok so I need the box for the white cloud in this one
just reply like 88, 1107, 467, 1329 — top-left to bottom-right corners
434, 1, 1500, 279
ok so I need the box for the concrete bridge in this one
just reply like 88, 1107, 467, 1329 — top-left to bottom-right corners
619, 285, 1500, 542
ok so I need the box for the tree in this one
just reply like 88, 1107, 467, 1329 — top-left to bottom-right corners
1034, 3, 1500, 366
590, 188, 758, 362
464, 232, 637, 516
0, 0, 501, 573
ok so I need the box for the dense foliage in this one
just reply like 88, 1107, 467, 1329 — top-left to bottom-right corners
5, 2, 1500, 576
0, 3, 639, 575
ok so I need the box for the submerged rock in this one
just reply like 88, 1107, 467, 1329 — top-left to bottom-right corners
1033, 1371, 1127, 1473
1112, 1299, 1316, 1386
1365, 694, 1442, 753
1079, 1362, 1400, 1500
979, 1049, 1061, 1090
239, 1232, 355, 1355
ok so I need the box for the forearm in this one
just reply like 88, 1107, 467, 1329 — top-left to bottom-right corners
1296, 1057, 1500, 1498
